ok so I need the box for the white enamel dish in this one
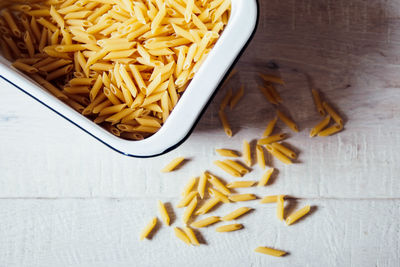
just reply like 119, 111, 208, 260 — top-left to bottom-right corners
0, 0, 259, 157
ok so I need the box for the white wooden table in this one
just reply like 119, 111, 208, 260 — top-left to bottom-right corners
1, 0, 400, 266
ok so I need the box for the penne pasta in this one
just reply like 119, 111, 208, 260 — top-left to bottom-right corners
229, 193, 256, 202
271, 143, 297, 159
183, 227, 199, 245
174, 227, 191, 245
229, 85, 244, 109
181, 177, 197, 197
161, 157, 185, 172
207, 174, 230, 195
317, 124, 343, 137
259, 73, 285, 85
191, 216, 220, 228
139, 217, 157, 240
254, 246, 287, 257
310, 115, 331, 137
277, 110, 298, 132
286, 205, 311, 225
276, 195, 285, 221
258, 168, 274, 187
259, 195, 278, 204
218, 109, 232, 137
222, 207, 252, 221
226, 181, 256, 188
262, 116, 278, 137
312, 89, 325, 116
215, 223, 243, 232
220, 88, 232, 110
194, 197, 220, 215
242, 140, 251, 167
222, 159, 248, 175
215, 148, 239, 157
182, 196, 197, 225
322, 101, 343, 126
213, 160, 241, 177
208, 188, 229, 203
197, 172, 207, 199
177, 191, 197, 208
265, 144, 292, 165
256, 145, 266, 169
157, 200, 170, 226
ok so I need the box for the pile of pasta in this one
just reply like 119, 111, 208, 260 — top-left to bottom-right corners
0, 0, 231, 140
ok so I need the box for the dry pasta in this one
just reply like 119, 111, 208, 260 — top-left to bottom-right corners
254, 246, 287, 257
139, 217, 157, 240
256, 145, 266, 169
174, 227, 191, 245
322, 102, 343, 126
183, 227, 199, 245
208, 188, 230, 203
276, 195, 284, 221
258, 168, 274, 187
191, 216, 220, 228
213, 160, 241, 177
271, 143, 297, 159
207, 174, 230, 195
0, 0, 231, 138
318, 124, 343, 137
177, 191, 197, 208
215, 223, 243, 232
161, 157, 185, 172
222, 159, 248, 175
310, 115, 331, 137
215, 148, 239, 157
242, 140, 251, 167
229, 85, 244, 109
226, 181, 256, 188
286, 205, 311, 225
262, 116, 277, 137
181, 177, 197, 197
197, 172, 207, 199
259, 73, 285, 85
218, 110, 232, 137
259, 195, 278, 204
194, 197, 220, 215
257, 133, 286, 145
182, 196, 197, 225
222, 207, 252, 221
229, 194, 256, 202
311, 89, 325, 116
277, 110, 299, 132
157, 200, 170, 226
265, 144, 292, 165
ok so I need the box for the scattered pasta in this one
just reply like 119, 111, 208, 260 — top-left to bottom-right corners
311, 89, 325, 116
256, 145, 266, 169
161, 157, 185, 172
226, 181, 256, 188
258, 168, 274, 187
183, 227, 199, 245
257, 133, 287, 145
139, 217, 157, 240
222, 207, 252, 221
310, 115, 331, 137
174, 227, 191, 245
229, 193, 256, 202
271, 142, 297, 159
276, 195, 285, 221
191, 216, 220, 228
157, 200, 170, 226
182, 196, 197, 225
242, 140, 251, 167
286, 205, 311, 225
195, 197, 220, 215
229, 85, 244, 109
181, 177, 197, 197
259, 73, 285, 85
216, 223, 243, 232
215, 148, 240, 157
254, 246, 287, 257
262, 116, 277, 137
259, 195, 278, 204
277, 110, 299, 132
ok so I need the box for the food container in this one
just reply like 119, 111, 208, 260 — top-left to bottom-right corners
0, 0, 259, 157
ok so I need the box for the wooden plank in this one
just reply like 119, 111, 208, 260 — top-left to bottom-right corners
0, 198, 398, 267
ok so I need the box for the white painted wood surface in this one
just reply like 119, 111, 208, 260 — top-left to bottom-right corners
0, 0, 400, 266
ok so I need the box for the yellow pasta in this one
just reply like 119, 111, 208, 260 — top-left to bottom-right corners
215, 148, 239, 157
177, 191, 197, 208
197, 172, 207, 199
322, 101, 343, 126
208, 188, 230, 203
183, 227, 199, 245
139, 217, 157, 240
12, 61, 38, 74
312, 89, 325, 116
242, 140, 251, 167
213, 160, 241, 177
254, 246, 287, 257
194, 197, 220, 215
265, 144, 292, 165
262, 116, 278, 137
229, 194, 256, 202
221, 207, 252, 221
218, 110, 232, 137
258, 168, 274, 187
157, 200, 170, 226
220, 88, 232, 110
222, 159, 248, 175
286, 205, 311, 225
161, 157, 185, 172
181, 177, 197, 197
310, 115, 331, 137
191, 216, 220, 228
256, 145, 266, 169
265, 83, 282, 103
259, 73, 285, 85
276, 195, 284, 221
216, 223, 243, 232
229, 85, 244, 109
277, 110, 298, 132
318, 124, 343, 137
182, 196, 197, 225
259, 85, 278, 105
207, 174, 230, 195
226, 181, 256, 188
271, 143, 297, 159
259, 195, 278, 204
174, 227, 191, 245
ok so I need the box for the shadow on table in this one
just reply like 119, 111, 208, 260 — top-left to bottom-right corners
192, 0, 393, 134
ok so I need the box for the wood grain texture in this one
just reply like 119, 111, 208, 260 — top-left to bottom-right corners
0, 0, 400, 265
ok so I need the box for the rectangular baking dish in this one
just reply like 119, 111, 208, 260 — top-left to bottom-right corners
0, 0, 259, 157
